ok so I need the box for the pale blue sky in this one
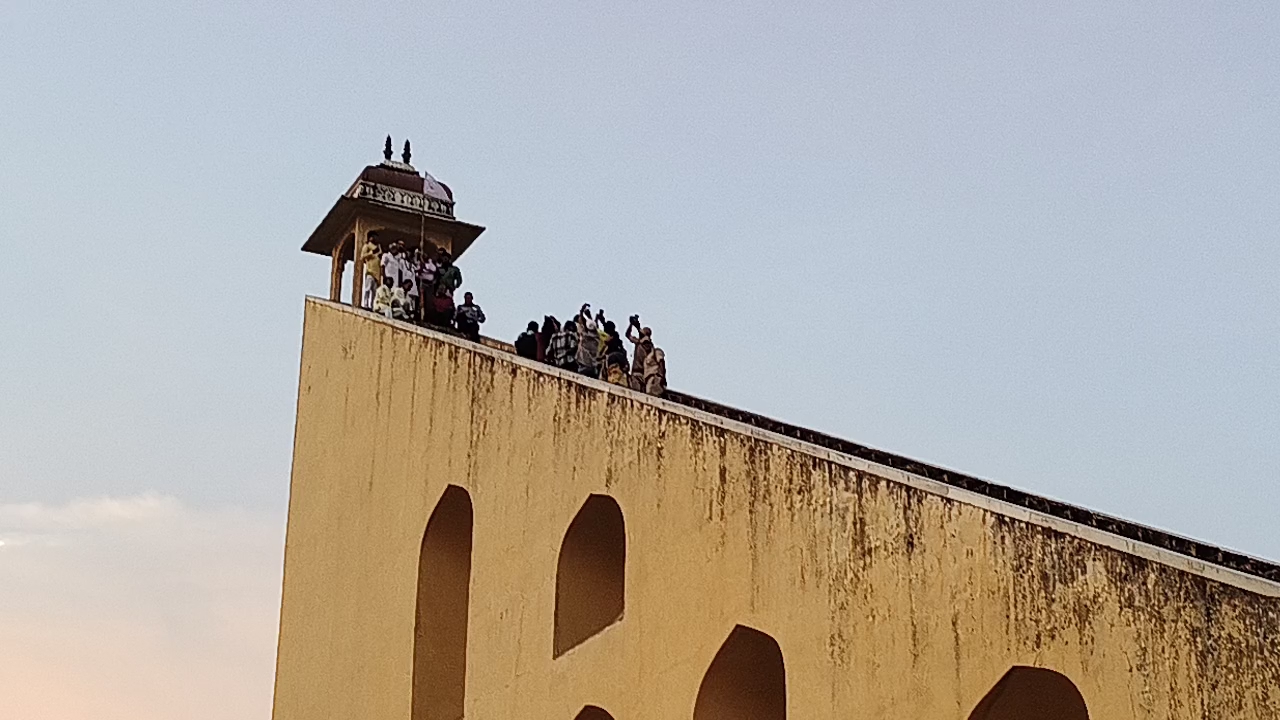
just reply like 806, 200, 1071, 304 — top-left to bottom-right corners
1, 3, 1278, 714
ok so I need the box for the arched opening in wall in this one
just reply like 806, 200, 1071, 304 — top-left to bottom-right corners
553, 494, 626, 657
412, 485, 473, 720
574, 705, 616, 720
966, 666, 1089, 720
692, 624, 786, 720
331, 231, 354, 302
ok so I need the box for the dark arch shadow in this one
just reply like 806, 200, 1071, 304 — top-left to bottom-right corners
412, 485, 474, 720
692, 624, 786, 720
554, 494, 626, 657
575, 705, 617, 720
967, 666, 1088, 720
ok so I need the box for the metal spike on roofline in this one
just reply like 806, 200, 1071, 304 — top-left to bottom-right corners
383, 135, 394, 162
402, 139, 412, 165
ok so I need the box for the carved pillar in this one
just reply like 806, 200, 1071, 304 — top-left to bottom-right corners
329, 242, 343, 302
350, 218, 365, 308
330, 232, 353, 303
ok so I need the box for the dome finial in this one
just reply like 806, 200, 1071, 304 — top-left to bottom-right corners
383, 135, 394, 162
402, 139, 412, 165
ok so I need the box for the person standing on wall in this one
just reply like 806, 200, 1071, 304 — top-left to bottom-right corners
454, 291, 486, 340
644, 344, 667, 397
416, 247, 438, 322
626, 315, 653, 392
515, 321, 539, 359
360, 237, 381, 309
601, 321, 629, 386
574, 303, 600, 378
380, 241, 401, 292
435, 250, 462, 299
548, 317, 579, 372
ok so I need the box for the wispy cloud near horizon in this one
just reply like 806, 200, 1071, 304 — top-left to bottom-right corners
0, 494, 284, 720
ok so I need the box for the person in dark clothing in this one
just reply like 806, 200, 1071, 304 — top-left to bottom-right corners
454, 291, 486, 340
515, 321, 539, 359
602, 320, 630, 386
434, 250, 462, 298
547, 318, 579, 371
538, 316, 559, 363
426, 291, 455, 327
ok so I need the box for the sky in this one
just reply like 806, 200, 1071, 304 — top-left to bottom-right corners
1, 1, 1278, 717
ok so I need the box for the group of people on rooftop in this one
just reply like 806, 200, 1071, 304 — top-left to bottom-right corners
515, 305, 667, 397
355, 237, 666, 397
360, 238, 487, 340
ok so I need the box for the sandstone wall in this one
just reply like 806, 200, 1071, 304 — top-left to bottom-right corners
272, 299, 1280, 720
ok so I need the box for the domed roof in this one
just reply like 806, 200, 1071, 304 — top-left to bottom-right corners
350, 137, 457, 213
356, 161, 424, 194
302, 138, 486, 260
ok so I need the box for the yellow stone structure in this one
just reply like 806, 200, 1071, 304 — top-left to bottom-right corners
274, 153, 1280, 720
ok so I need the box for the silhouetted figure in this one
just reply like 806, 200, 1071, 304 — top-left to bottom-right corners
602, 321, 629, 386
516, 321, 539, 359
454, 292, 486, 340
538, 316, 559, 363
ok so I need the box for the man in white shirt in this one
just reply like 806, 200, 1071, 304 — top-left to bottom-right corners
416, 247, 438, 320
373, 276, 395, 318
394, 244, 413, 290
381, 242, 403, 290
391, 281, 410, 321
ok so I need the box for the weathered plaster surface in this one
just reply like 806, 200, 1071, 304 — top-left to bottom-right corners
272, 299, 1280, 720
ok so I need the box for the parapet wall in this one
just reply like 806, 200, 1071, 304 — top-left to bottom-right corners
272, 298, 1280, 720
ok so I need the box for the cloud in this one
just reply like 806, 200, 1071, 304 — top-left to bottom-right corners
0, 494, 284, 720
0, 492, 182, 531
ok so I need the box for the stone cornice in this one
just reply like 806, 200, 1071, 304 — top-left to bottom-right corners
351, 180, 455, 219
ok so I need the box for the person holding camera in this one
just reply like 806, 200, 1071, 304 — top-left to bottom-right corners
574, 303, 601, 378
626, 314, 653, 391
